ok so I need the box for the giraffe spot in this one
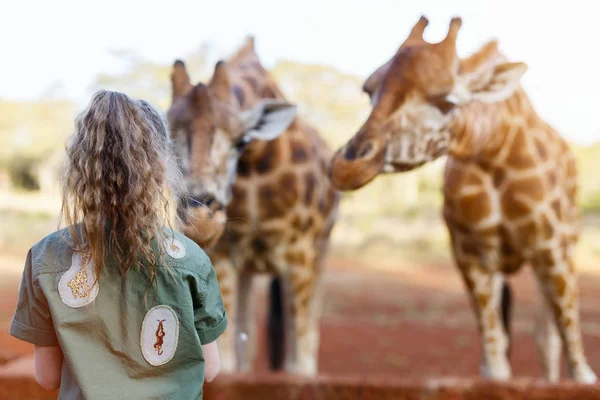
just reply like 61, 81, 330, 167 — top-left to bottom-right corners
292, 278, 313, 305
306, 215, 315, 230
259, 186, 285, 219
567, 185, 577, 204
286, 250, 307, 265
534, 137, 548, 161
220, 286, 231, 299
567, 290, 577, 309
459, 191, 491, 223
232, 85, 245, 107
501, 239, 516, 258
259, 174, 298, 219
550, 199, 562, 221
487, 313, 496, 330
501, 177, 544, 220
477, 293, 490, 308
493, 169, 506, 188
226, 200, 245, 221
551, 302, 563, 320
291, 215, 307, 231
506, 131, 536, 169
452, 219, 470, 235
515, 220, 537, 248
443, 168, 463, 198
261, 228, 284, 240
291, 142, 309, 163
279, 172, 299, 203
479, 226, 497, 237
553, 274, 567, 297
539, 213, 554, 240
461, 240, 479, 256
251, 238, 269, 255
568, 259, 576, 274
231, 183, 246, 200
237, 156, 252, 177
547, 170, 557, 189
256, 140, 281, 174
304, 172, 316, 206
536, 249, 554, 267
463, 275, 475, 291
227, 184, 247, 218
565, 316, 574, 328
465, 172, 483, 187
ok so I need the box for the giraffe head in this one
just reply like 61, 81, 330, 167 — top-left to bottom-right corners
167, 60, 296, 247
330, 16, 528, 190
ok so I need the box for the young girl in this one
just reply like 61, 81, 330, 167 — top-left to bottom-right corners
9, 90, 227, 399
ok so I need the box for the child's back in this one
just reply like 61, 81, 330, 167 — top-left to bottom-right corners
9, 90, 227, 399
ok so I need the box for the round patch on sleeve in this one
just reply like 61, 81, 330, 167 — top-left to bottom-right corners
141, 305, 179, 366
164, 237, 186, 259
58, 252, 99, 308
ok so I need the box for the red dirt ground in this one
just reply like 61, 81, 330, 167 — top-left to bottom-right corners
2, 256, 600, 389
249, 258, 600, 380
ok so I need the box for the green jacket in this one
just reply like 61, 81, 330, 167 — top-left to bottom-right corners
10, 228, 227, 399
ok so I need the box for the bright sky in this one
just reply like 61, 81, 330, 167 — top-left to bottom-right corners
2, 0, 598, 144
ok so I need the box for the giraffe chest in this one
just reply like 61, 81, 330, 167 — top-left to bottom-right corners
443, 156, 576, 272
209, 126, 339, 272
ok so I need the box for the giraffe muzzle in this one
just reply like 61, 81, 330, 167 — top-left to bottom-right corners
177, 194, 227, 248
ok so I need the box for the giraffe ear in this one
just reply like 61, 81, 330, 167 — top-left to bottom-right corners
241, 99, 297, 141
171, 60, 192, 98
191, 83, 212, 113
209, 60, 231, 102
363, 58, 393, 103
464, 62, 527, 103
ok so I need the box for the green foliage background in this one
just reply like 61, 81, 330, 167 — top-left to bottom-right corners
2, 48, 600, 265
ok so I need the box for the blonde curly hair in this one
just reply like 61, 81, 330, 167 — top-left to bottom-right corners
60, 90, 185, 285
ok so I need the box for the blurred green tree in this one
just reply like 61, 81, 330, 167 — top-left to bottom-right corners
91, 45, 211, 111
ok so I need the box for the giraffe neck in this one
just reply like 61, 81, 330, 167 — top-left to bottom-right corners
449, 88, 539, 165
226, 44, 285, 110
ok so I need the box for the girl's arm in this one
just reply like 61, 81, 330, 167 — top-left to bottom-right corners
34, 345, 63, 391
201, 341, 221, 383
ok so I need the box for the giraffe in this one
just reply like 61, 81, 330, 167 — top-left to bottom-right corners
329, 16, 597, 383
167, 37, 340, 376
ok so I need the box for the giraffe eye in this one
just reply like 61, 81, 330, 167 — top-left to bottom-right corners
430, 95, 456, 115
234, 135, 251, 152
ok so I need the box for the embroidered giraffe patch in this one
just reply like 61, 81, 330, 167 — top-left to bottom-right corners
164, 238, 186, 259
58, 251, 99, 308
141, 305, 179, 366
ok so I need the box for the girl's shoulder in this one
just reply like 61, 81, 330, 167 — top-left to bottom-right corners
159, 228, 213, 279
28, 228, 77, 276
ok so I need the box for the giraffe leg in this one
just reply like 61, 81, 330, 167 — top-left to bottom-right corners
534, 282, 561, 382
532, 259, 596, 383
235, 268, 256, 372
214, 260, 238, 373
459, 263, 511, 380
281, 255, 322, 376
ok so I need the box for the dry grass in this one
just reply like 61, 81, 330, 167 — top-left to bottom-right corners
2, 191, 600, 274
